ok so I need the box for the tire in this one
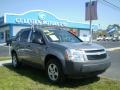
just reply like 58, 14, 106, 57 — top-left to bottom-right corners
46, 59, 65, 83
12, 53, 20, 68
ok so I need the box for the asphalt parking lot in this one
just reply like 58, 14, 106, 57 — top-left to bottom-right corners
95, 40, 120, 49
102, 50, 120, 80
95, 41, 120, 80
0, 46, 10, 57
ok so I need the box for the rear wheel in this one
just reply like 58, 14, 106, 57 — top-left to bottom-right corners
46, 59, 65, 83
12, 53, 20, 68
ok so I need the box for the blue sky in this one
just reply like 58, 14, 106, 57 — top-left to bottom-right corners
0, 0, 120, 29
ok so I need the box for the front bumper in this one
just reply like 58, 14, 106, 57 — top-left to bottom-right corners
63, 59, 111, 77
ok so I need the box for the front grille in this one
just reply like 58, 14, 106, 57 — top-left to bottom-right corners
85, 49, 105, 53
87, 53, 107, 60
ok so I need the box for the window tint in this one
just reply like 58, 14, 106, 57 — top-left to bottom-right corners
15, 31, 21, 41
20, 30, 30, 42
30, 30, 43, 42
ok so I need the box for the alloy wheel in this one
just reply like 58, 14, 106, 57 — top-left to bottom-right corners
48, 63, 59, 81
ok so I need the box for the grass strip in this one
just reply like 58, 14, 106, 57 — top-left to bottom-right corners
0, 66, 119, 90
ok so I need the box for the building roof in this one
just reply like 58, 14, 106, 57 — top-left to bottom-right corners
0, 10, 93, 30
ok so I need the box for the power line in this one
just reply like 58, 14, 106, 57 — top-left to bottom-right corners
103, 0, 120, 10
98, 0, 120, 11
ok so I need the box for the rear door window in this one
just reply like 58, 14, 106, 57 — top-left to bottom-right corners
20, 30, 30, 42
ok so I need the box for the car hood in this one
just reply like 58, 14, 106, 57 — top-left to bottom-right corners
56, 42, 105, 51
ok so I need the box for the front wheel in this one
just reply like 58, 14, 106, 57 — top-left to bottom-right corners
12, 53, 20, 68
46, 59, 65, 83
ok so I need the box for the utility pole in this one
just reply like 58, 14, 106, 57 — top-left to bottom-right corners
85, 0, 97, 42
90, 0, 92, 43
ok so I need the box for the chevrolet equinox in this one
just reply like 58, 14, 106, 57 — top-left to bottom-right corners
11, 27, 111, 83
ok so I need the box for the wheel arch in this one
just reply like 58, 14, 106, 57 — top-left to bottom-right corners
44, 54, 64, 69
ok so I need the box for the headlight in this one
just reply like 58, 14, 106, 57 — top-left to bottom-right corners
65, 49, 85, 62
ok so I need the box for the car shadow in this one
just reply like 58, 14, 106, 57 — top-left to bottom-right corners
3, 64, 100, 88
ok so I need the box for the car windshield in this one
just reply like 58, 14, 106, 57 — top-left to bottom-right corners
43, 29, 82, 43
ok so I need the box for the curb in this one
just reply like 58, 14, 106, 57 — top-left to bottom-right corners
0, 43, 6, 46
0, 60, 11, 66
106, 47, 120, 51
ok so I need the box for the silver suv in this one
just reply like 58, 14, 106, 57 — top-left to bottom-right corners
11, 28, 111, 83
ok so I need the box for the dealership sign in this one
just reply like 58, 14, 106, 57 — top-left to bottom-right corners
4, 10, 90, 29
15, 18, 65, 26
4, 10, 66, 26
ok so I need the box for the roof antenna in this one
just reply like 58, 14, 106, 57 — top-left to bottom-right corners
31, 24, 35, 32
